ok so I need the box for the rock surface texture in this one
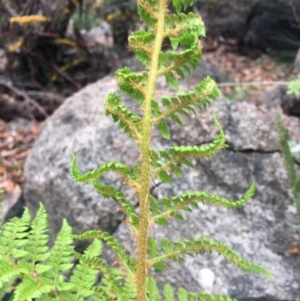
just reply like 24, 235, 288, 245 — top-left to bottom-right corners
23, 62, 300, 300
195, 0, 259, 38
243, 0, 300, 55
197, 0, 300, 56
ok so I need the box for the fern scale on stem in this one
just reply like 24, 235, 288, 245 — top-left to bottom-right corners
135, 0, 168, 300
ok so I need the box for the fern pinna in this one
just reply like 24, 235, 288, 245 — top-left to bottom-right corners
0, 0, 272, 300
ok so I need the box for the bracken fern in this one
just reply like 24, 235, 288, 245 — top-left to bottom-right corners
0, 0, 272, 300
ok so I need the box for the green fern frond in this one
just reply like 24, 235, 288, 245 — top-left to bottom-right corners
129, 30, 159, 67
0, 1, 274, 299
147, 276, 161, 301
91, 180, 139, 228
153, 78, 220, 132
138, 0, 159, 26
199, 292, 238, 301
159, 13, 206, 80
172, 0, 199, 14
276, 118, 297, 187
19, 204, 49, 273
70, 240, 102, 299
116, 67, 148, 102
0, 278, 14, 300
71, 155, 132, 183
0, 208, 31, 257
73, 230, 135, 274
147, 277, 211, 301
149, 237, 273, 279
0, 259, 26, 288
276, 117, 300, 214
168, 118, 225, 157
152, 183, 255, 224
152, 115, 226, 179
73, 242, 133, 300
41, 219, 74, 288
13, 275, 52, 301
105, 92, 142, 140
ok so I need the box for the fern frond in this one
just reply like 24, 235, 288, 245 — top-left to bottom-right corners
199, 292, 238, 301
70, 240, 102, 299
129, 31, 163, 68
0, 278, 14, 300
13, 275, 52, 301
72, 156, 139, 224
172, 0, 199, 14
147, 276, 161, 301
91, 180, 139, 228
116, 67, 148, 102
158, 13, 206, 82
153, 78, 220, 130
152, 115, 226, 179
138, 0, 159, 26
0, 259, 26, 287
0, 208, 31, 257
105, 92, 142, 140
19, 204, 49, 273
120, 277, 137, 300
71, 155, 132, 183
73, 230, 135, 274
41, 219, 74, 289
276, 118, 297, 187
149, 237, 273, 279
276, 118, 300, 214
147, 278, 201, 301
152, 183, 256, 224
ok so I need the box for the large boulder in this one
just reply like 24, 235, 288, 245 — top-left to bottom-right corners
23, 63, 300, 300
243, 0, 300, 57
195, 0, 259, 38
196, 0, 300, 58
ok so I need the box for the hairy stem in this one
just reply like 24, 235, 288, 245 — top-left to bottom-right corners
136, 0, 168, 300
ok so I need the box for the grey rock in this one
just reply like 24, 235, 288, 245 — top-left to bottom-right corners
23, 64, 300, 300
282, 92, 300, 118
195, 0, 259, 38
243, 0, 300, 55
23, 77, 140, 244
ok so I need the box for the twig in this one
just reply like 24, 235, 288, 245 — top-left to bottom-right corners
0, 78, 48, 118
26, 90, 64, 104
217, 81, 289, 88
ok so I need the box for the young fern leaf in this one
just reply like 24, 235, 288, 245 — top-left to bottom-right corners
73, 230, 135, 274
172, 0, 199, 14
129, 31, 162, 68
91, 180, 139, 228
152, 115, 226, 180
152, 183, 256, 224
105, 92, 142, 140
71, 155, 132, 183
19, 204, 49, 273
71, 156, 139, 226
149, 237, 272, 279
116, 67, 148, 102
276, 117, 300, 214
153, 78, 220, 129
147, 277, 161, 301
13, 275, 52, 301
160, 13, 206, 80
0, 207, 31, 258
0, 0, 273, 299
41, 219, 74, 290
199, 292, 238, 301
70, 240, 103, 299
